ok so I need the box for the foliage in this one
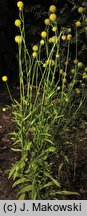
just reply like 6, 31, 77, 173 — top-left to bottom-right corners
2, 1, 87, 199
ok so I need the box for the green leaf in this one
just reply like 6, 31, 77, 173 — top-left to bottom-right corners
44, 172, 61, 187
41, 181, 53, 189
18, 193, 26, 200
18, 185, 33, 195
12, 178, 30, 188
51, 190, 79, 196
11, 148, 22, 152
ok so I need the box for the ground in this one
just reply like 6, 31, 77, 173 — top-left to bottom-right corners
0, 84, 87, 199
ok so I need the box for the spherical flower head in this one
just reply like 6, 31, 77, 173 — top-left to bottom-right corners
15, 35, 22, 43
48, 37, 52, 43
59, 69, 64, 75
2, 76, 8, 82
51, 36, 57, 43
52, 26, 57, 32
67, 34, 72, 40
78, 7, 84, 14
61, 35, 66, 41
75, 21, 81, 27
40, 39, 45, 45
74, 59, 78, 65
2, 107, 6, 112
32, 45, 38, 52
75, 88, 80, 94
85, 18, 87, 22
44, 18, 50, 25
32, 52, 38, 58
17, 1, 24, 10
41, 31, 47, 38
49, 13, 57, 22
78, 62, 83, 68
71, 68, 76, 74
56, 54, 60, 58
15, 19, 21, 27
84, 67, 87, 72
49, 5, 57, 13
67, 28, 72, 33
83, 72, 87, 79
57, 86, 61, 91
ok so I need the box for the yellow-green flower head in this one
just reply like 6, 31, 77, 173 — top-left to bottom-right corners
78, 7, 84, 14
32, 52, 38, 58
51, 36, 57, 43
49, 5, 57, 13
41, 31, 47, 38
57, 86, 61, 90
44, 18, 50, 25
49, 13, 57, 22
75, 21, 81, 27
85, 18, 87, 22
71, 68, 76, 74
84, 67, 87, 72
2, 107, 6, 112
48, 37, 52, 43
15, 35, 22, 43
75, 88, 80, 94
83, 72, 87, 79
67, 28, 72, 33
52, 26, 57, 32
59, 69, 64, 75
17, 1, 24, 10
32, 45, 38, 52
67, 34, 72, 40
40, 39, 45, 45
74, 59, 78, 65
2, 76, 8, 82
78, 62, 83, 68
56, 54, 60, 58
45, 59, 55, 66
15, 19, 21, 27
61, 35, 66, 41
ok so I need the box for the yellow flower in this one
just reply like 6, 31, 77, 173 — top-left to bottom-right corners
2, 76, 8, 82
15, 19, 21, 27
41, 31, 47, 38
85, 18, 87, 22
40, 39, 45, 45
32, 45, 38, 52
44, 18, 50, 25
57, 86, 61, 90
56, 54, 60, 58
67, 28, 72, 33
84, 67, 87, 72
51, 36, 57, 43
32, 52, 38, 58
78, 7, 84, 14
48, 37, 52, 43
75, 88, 80, 94
59, 69, 64, 75
49, 5, 57, 13
2, 108, 6, 112
61, 35, 66, 41
78, 62, 83, 68
67, 34, 72, 40
52, 26, 57, 32
17, 1, 24, 10
15, 35, 22, 43
83, 72, 87, 79
74, 59, 78, 65
49, 13, 57, 22
71, 69, 76, 73
75, 21, 81, 27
